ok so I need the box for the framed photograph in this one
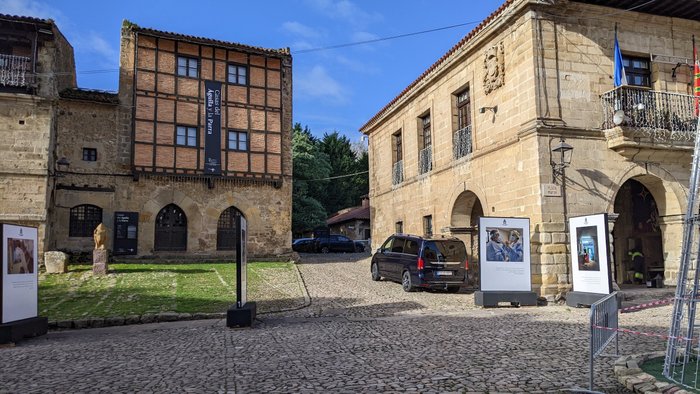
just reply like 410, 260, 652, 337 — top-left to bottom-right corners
1, 224, 39, 323
479, 217, 531, 292
569, 214, 612, 294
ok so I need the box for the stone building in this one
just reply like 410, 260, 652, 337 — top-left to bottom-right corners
0, 15, 77, 256
1, 15, 293, 259
360, 0, 700, 297
326, 196, 371, 241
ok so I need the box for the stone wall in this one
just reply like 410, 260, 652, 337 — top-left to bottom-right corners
364, 0, 699, 297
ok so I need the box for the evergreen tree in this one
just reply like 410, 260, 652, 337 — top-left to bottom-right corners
291, 123, 330, 236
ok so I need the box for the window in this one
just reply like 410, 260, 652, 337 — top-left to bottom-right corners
622, 55, 651, 87
176, 126, 197, 147
423, 215, 433, 237
228, 64, 247, 85
69, 204, 103, 237
177, 56, 198, 78
421, 114, 431, 148
82, 148, 97, 162
390, 237, 406, 253
457, 88, 471, 130
395, 221, 403, 234
217, 206, 242, 251
228, 130, 248, 151
392, 130, 404, 185
393, 131, 403, 163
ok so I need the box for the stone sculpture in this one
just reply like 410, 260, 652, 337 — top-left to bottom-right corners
483, 41, 505, 95
93, 223, 107, 250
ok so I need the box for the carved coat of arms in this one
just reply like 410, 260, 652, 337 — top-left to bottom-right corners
483, 42, 505, 95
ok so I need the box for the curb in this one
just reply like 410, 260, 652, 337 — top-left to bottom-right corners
614, 352, 692, 393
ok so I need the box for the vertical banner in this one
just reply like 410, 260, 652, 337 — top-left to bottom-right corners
204, 80, 222, 175
479, 217, 531, 292
236, 215, 248, 308
113, 212, 139, 255
569, 213, 612, 294
1, 224, 39, 323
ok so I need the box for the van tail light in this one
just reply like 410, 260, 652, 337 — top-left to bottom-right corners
417, 257, 424, 270
464, 258, 469, 270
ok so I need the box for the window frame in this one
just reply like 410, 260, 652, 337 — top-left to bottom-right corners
423, 215, 433, 237
456, 88, 471, 130
177, 56, 198, 78
393, 130, 403, 163
227, 130, 248, 151
227, 63, 248, 86
421, 113, 431, 149
176, 125, 198, 147
82, 148, 97, 162
395, 221, 403, 234
622, 55, 651, 88
69, 204, 103, 238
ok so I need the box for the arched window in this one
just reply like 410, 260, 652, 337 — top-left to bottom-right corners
217, 206, 243, 251
69, 204, 103, 237
154, 204, 187, 251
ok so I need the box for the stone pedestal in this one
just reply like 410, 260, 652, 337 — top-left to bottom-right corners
44, 251, 68, 274
92, 249, 109, 275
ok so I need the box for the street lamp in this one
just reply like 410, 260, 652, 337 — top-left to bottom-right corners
551, 138, 573, 183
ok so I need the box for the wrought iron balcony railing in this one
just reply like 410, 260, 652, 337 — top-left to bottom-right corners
392, 160, 404, 185
601, 86, 698, 142
0, 54, 34, 88
418, 146, 432, 174
453, 125, 473, 160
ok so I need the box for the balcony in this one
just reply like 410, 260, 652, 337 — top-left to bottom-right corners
0, 54, 34, 88
418, 146, 432, 174
392, 160, 403, 185
453, 125, 473, 160
601, 87, 697, 156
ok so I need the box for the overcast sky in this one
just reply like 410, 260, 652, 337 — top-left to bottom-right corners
1, 0, 505, 141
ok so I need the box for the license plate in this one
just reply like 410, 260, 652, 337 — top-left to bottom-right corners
436, 271, 452, 276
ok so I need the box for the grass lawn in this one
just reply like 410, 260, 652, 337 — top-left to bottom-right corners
39, 262, 306, 321
642, 356, 700, 393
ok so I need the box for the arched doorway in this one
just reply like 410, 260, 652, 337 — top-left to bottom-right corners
217, 206, 244, 251
154, 204, 187, 251
450, 191, 484, 285
613, 178, 663, 285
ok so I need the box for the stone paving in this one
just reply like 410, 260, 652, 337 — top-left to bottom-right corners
0, 253, 677, 393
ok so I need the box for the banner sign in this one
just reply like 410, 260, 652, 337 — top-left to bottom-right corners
204, 80, 222, 175
236, 215, 248, 308
113, 212, 138, 255
569, 213, 613, 294
479, 217, 531, 292
1, 224, 38, 323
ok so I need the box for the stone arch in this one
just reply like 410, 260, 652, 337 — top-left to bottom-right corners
606, 164, 685, 217
217, 206, 245, 251
142, 189, 202, 253
154, 203, 188, 251
450, 190, 484, 228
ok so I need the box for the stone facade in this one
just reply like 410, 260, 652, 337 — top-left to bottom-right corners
361, 0, 699, 297
2, 16, 293, 259
0, 15, 77, 257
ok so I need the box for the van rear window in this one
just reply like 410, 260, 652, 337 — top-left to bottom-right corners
422, 241, 466, 263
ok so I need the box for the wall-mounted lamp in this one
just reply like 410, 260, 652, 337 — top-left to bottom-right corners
478, 105, 498, 114
550, 138, 573, 183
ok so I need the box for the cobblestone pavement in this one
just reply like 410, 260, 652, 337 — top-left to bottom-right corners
0, 253, 675, 393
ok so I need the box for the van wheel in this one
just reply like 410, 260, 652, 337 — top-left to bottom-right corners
402, 271, 414, 292
321, 246, 330, 254
371, 263, 381, 281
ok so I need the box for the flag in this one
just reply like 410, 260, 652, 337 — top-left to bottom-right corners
694, 36, 700, 116
614, 26, 627, 87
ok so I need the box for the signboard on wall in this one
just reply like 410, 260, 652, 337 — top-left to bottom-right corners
1, 224, 38, 323
569, 213, 613, 295
479, 217, 531, 292
113, 212, 138, 255
204, 80, 222, 175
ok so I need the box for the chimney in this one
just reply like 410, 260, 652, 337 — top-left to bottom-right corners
361, 195, 369, 208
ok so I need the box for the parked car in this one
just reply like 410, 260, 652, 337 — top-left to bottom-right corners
371, 234, 468, 292
292, 238, 316, 253
315, 234, 363, 253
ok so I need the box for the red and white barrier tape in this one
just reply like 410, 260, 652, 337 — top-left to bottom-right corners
591, 324, 696, 342
620, 297, 675, 313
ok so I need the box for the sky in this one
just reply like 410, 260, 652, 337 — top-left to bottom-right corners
0, 0, 506, 142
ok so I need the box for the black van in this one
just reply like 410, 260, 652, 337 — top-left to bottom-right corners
370, 234, 468, 292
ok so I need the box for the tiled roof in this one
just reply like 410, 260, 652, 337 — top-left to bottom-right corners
60, 88, 119, 104
327, 206, 370, 226
128, 21, 291, 57
359, 0, 515, 133
0, 13, 53, 26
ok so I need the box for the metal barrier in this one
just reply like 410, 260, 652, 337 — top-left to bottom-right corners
589, 292, 619, 391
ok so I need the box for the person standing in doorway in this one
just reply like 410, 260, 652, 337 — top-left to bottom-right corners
629, 247, 645, 285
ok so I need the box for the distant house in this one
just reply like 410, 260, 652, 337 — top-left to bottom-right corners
326, 197, 370, 240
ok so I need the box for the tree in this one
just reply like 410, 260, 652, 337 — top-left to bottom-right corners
292, 123, 330, 236
318, 132, 357, 215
